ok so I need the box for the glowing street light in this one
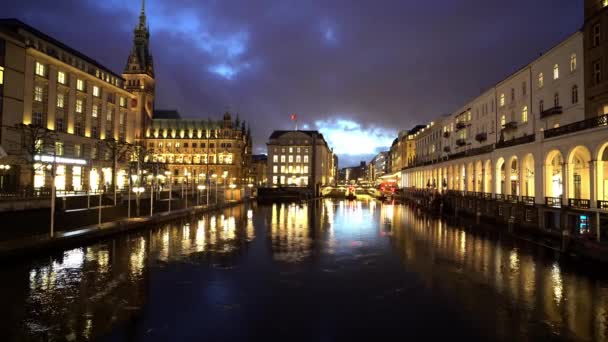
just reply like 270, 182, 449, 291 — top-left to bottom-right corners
197, 184, 205, 206
165, 171, 172, 212
133, 186, 145, 216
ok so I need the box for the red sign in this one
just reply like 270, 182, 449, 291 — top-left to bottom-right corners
290, 113, 297, 121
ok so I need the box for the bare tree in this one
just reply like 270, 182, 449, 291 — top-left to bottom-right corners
97, 137, 132, 204
2, 123, 58, 194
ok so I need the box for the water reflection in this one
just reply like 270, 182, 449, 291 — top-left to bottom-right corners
384, 202, 608, 341
1, 201, 607, 341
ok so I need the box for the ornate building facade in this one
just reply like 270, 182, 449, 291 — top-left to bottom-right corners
145, 111, 252, 186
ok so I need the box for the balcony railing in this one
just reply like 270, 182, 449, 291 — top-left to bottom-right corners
443, 131, 450, 138
483, 192, 493, 200
544, 113, 608, 139
495, 193, 505, 201
501, 121, 518, 131
569, 198, 590, 209
539, 106, 563, 119
598, 200, 608, 210
545, 196, 561, 208
456, 122, 467, 130
506, 194, 519, 203
521, 196, 535, 206
475, 132, 487, 142
456, 138, 467, 147
496, 134, 535, 149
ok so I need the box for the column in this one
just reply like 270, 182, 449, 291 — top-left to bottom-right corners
481, 166, 486, 193
561, 162, 569, 207
47, 65, 57, 130
536, 162, 545, 205
590, 160, 597, 208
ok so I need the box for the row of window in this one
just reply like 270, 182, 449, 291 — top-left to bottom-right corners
272, 176, 309, 186
147, 129, 241, 139
35, 62, 128, 107
272, 165, 310, 174
149, 142, 233, 149
273, 147, 309, 154
151, 154, 234, 164
272, 155, 310, 163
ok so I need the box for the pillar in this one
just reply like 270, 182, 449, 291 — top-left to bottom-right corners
590, 160, 598, 208
561, 162, 569, 207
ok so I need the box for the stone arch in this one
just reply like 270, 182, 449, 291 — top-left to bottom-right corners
484, 160, 492, 193
544, 149, 564, 198
596, 142, 608, 201
507, 156, 519, 196
467, 162, 474, 191
495, 157, 506, 195
521, 153, 535, 197
567, 145, 592, 200
474, 160, 483, 192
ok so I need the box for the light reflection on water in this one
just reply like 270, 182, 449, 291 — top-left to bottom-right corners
0, 200, 607, 341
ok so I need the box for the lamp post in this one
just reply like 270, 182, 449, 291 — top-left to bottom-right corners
184, 171, 190, 208
247, 183, 253, 198
165, 170, 172, 212
221, 171, 227, 204
133, 186, 144, 216
50, 152, 57, 238
197, 184, 205, 206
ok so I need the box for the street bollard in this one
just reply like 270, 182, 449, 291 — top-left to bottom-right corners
561, 229, 570, 252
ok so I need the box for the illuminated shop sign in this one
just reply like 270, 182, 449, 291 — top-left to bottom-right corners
34, 155, 88, 165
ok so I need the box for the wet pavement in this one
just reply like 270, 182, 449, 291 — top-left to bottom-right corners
1, 199, 607, 341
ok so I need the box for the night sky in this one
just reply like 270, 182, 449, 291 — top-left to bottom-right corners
3, 0, 582, 167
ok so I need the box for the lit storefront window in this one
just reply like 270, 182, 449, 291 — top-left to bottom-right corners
102, 168, 112, 189
117, 170, 127, 190
34, 163, 45, 189
72, 166, 82, 191
90, 169, 100, 191
55, 165, 66, 190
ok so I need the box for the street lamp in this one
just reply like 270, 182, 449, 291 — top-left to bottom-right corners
197, 184, 205, 206
247, 183, 253, 198
133, 186, 144, 216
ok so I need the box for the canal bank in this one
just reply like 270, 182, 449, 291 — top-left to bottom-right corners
398, 190, 608, 263
0, 199, 250, 259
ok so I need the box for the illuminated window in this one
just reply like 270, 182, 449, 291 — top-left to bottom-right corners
57, 71, 66, 84
35, 62, 45, 77
281, 165, 285, 173
106, 108, 113, 122
75, 99, 83, 113
273, 165, 278, 173
570, 54, 577, 72
72, 166, 82, 191
273, 155, 278, 162
467, 110, 471, 121
280, 155, 286, 163
288, 165, 293, 173
57, 94, 64, 108
572, 85, 578, 104
522, 106, 528, 123
296, 155, 301, 163
93, 85, 100, 97
32, 112, 43, 126
303, 165, 309, 173
273, 176, 278, 185
289, 147, 293, 153
76, 79, 85, 91
538, 73, 544, 88
119, 96, 126, 107
304, 155, 309, 163
500, 115, 506, 128
0, 66, 4, 84
55, 142, 64, 156
288, 155, 293, 163
34, 86, 43, 102
553, 64, 559, 80
92, 104, 98, 117
74, 144, 81, 157
499, 93, 505, 107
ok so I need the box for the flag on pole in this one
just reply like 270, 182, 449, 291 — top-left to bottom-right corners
291, 113, 298, 130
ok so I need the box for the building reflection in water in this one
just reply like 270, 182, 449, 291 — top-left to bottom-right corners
4, 201, 608, 341
384, 203, 608, 341
270, 202, 311, 262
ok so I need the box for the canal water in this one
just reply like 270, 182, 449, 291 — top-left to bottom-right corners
1, 200, 607, 341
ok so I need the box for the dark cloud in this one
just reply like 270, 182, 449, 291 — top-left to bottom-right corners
2, 0, 582, 167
